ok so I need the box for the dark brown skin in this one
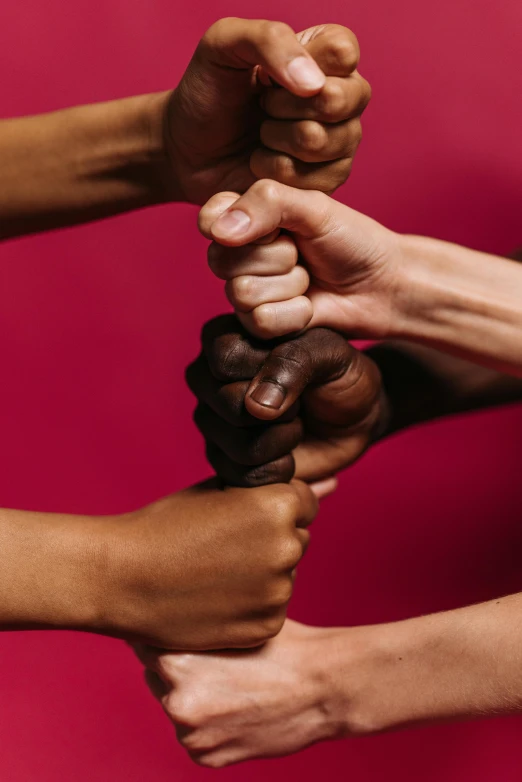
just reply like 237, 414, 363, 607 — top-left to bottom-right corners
187, 314, 522, 488
186, 315, 386, 487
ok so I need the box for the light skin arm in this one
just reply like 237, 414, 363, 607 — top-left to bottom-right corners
140, 317, 522, 767
140, 596, 522, 768
0, 20, 369, 240
201, 182, 522, 376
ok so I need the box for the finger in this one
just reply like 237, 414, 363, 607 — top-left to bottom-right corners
201, 18, 325, 96
310, 476, 338, 499
262, 73, 370, 122
199, 192, 241, 239
260, 117, 362, 164
206, 441, 296, 487
244, 328, 354, 420
249, 151, 353, 193
208, 179, 332, 246
144, 669, 169, 701
208, 234, 298, 280
298, 24, 360, 76
186, 354, 300, 426
194, 403, 303, 466
290, 479, 319, 528
237, 296, 313, 340
226, 266, 309, 313
198, 314, 270, 381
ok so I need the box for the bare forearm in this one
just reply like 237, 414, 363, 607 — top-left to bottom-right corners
396, 235, 522, 377
0, 506, 113, 630
368, 340, 522, 436
331, 594, 522, 735
0, 92, 173, 240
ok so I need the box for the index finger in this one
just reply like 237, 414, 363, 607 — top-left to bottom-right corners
297, 24, 360, 76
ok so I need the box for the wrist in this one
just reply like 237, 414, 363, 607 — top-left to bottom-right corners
326, 601, 522, 737
0, 509, 116, 633
392, 234, 522, 374
322, 616, 452, 737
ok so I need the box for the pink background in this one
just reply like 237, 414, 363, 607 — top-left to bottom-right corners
1, 0, 522, 779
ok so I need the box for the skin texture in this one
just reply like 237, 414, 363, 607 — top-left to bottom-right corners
0, 17, 363, 641
140, 595, 522, 768
200, 182, 522, 376
0, 20, 369, 239
186, 315, 386, 491
0, 479, 317, 649
139, 302, 522, 767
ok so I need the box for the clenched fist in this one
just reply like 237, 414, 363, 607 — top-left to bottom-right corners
107, 478, 316, 649
165, 18, 370, 203
186, 315, 388, 492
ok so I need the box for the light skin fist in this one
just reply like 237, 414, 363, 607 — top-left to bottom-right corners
164, 19, 370, 204
186, 315, 387, 495
198, 180, 405, 340
136, 619, 350, 768
107, 478, 316, 650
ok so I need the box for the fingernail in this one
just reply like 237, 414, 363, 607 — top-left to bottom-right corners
212, 209, 251, 238
286, 56, 325, 91
250, 381, 286, 409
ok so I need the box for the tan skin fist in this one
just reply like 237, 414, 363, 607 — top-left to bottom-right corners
165, 19, 370, 204
107, 478, 316, 650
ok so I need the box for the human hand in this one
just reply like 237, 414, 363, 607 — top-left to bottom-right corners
139, 593, 522, 767
105, 478, 316, 649
164, 19, 370, 204
199, 181, 406, 340
137, 619, 350, 767
186, 315, 387, 494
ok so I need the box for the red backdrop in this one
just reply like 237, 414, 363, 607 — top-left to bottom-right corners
1, 1, 522, 779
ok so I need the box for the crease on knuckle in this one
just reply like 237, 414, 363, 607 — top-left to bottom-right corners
330, 32, 360, 71
318, 81, 347, 121
296, 121, 326, 153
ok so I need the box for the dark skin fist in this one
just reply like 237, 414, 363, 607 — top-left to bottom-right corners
165, 18, 370, 204
106, 478, 316, 650
186, 315, 388, 491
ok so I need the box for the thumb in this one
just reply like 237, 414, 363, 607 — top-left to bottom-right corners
199, 191, 281, 245
198, 192, 241, 239
244, 328, 355, 421
208, 179, 333, 246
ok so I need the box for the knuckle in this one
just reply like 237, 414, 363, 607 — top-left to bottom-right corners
253, 613, 285, 644
249, 303, 279, 339
180, 731, 216, 753
318, 81, 348, 121
275, 537, 303, 571
208, 335, 247, 381
331, 31, 360, 70
165, 694, 201, 727
268, 483, 299, 523
226, 276, 257, 310
207, 242, 227, 278
296, 121, 327, 153
269, 155, 297, 184
243, 455, 295, 487
192, 752, 228, 769
359, 77, 372, 110
260, 20, 294, 45
264, 613, 286, 640
268, 579, 294, 608
251, 177, 282, 204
